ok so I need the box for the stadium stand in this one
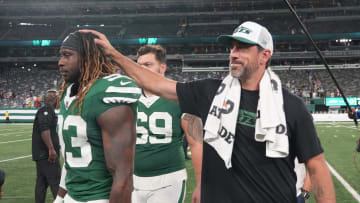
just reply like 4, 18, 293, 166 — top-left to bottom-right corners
1, 0, 360, 113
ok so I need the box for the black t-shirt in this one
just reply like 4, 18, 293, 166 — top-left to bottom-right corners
32, 104, 60, 161
176, 79, 323, 203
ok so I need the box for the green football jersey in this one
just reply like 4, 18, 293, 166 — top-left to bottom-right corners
134, 95, 185, 177
57, 74, 141, 202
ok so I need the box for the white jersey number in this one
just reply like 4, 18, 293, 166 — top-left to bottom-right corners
58, 115, 92, 167
136, 112, 172, 144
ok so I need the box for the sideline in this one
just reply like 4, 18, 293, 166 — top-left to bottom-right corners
0, 138, 31, 144
327, 161, 360, 202
0, 155, 32, 163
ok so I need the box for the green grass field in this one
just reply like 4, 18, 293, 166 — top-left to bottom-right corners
0, 122, 360, 202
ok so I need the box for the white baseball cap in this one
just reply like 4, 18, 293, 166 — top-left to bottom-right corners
217, 21, 273, 55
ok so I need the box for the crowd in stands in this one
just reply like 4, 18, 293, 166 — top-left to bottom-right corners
0, 66, 61, 108
1, 0, 359, 41
0, 0, 355, 17
1, 64, 359, 108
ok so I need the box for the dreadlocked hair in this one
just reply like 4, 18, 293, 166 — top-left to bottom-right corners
58, 31, 115, 114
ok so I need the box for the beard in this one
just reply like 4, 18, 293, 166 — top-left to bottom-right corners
229, 61, 259, 83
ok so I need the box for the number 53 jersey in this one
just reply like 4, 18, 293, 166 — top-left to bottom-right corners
134, 94, 185, 177
57, 74, 141, 202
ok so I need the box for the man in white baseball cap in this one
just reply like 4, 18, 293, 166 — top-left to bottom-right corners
217, 21, 273, 55
81, 21, 336, 203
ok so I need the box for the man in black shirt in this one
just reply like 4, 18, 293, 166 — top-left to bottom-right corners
32, 90, 61, 203
0, 169, 5, 199
82, 21, 335, 203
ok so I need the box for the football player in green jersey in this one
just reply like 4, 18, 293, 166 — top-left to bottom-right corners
132, 45, 202, 203
56, 31, 141, 203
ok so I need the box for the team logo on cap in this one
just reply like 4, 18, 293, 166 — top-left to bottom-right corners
234, 26, 252, 35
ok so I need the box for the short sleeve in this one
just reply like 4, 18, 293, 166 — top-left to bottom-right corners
91, 74, 141, 119
38, 106, 54, 133
176, 79, 222, 123
284, 90, 323, 163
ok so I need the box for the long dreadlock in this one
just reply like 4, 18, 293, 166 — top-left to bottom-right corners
59, 31, 115, 114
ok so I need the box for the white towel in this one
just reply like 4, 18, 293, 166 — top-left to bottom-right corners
204, 74, 240, 168
204, 68, 288, 169
255, 69, 288, 158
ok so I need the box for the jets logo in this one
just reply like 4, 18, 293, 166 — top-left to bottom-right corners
234, 26, 252, 35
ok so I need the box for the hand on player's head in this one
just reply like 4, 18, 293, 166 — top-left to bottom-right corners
78, 29, 116, 57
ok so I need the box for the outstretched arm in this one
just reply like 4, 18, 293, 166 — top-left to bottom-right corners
98, 105, 137, 203
79, 29, 178, 102
181, 113, 203, 203
305, 153, 336, 203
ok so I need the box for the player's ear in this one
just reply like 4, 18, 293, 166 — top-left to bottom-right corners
160, 63, 167, 75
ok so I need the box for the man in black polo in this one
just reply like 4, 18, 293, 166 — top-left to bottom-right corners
0, 169, 5, 199
32, 90, 60, 203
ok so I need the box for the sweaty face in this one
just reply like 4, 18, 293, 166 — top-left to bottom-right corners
229, 40, 261, 82
58, 49, 81, 83
137, 53, 166, 75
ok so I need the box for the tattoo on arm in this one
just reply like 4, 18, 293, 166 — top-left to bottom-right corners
183, 114, 203, 143
307, 164, 324, 198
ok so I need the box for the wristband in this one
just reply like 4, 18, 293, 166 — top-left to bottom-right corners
301, 188, 310, 200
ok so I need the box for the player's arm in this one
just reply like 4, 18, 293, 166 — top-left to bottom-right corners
39, 109, 57, 163
98, 104, 136, 203
305, 153, 335, 203
181, 113, 203, 203
41, 129, 57, 163
79, 29, 179, 102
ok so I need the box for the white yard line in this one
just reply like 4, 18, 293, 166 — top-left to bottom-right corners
1, 196, 32, 199
0, 132, 31, 137
0, 138, 31, 144
0, 155, 31, 163
326, 162, 360, 202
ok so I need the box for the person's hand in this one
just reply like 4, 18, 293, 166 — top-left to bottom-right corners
192, 184, 201, 203
347, 107, 356, 119
78, 29, 117, 57
53, 187, 67, 203
48, 149, 57, 163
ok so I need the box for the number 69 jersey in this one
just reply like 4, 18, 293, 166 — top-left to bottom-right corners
57, 74, 141, 202
134, 95, 185, 177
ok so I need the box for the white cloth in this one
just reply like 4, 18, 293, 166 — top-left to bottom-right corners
59, 165, 67, 189
64, 194, 108, 203
53, 196, 64, 203
294, 157, 306, 196
204, 68, 288, 169
255, 69, 288, 158
132, 173, 187, 203
133, 169, 187, 190
204, 74, 241, 168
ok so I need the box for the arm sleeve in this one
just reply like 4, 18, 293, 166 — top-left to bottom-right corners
287, 95, 323, 163
93, 75, 141, 119
176, 82, 201, 117
176, 79, 220, 120
38, 107, 53, 133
